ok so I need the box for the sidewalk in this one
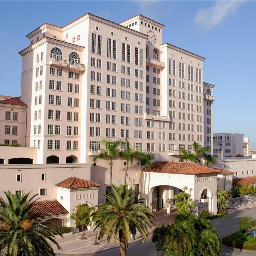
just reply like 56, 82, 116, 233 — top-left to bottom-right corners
53, 209, 176, 255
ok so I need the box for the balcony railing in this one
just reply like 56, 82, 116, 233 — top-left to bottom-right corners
88, 149, 102, 156
168, 150, 180, 156
144, 113, 172, 122
146, 58, 165, 69
49, 58, 68, 68
49, 58, 85, 72
204, 94, 215, 101
69, 62, 85, 72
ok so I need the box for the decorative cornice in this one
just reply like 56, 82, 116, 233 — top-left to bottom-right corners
26, 23, 62, 39
161, 43, 205, 61
19, 37, 85, 56
26, 13, 148, 41
120, 14, 165, 28
203, 82, 215, 88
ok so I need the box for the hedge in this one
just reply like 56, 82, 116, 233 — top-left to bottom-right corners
222, 231, 256, 250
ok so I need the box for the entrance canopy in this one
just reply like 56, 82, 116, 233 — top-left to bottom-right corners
143, 161, 221, 214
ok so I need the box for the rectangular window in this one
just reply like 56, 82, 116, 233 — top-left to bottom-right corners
5, 111, 11, 120
39, 188, 47, 196
12, 126, 18, 135
47, 140, 53, 149
55, 140, 60, 150
5, 125, 10, 134
16, 174, 22, 182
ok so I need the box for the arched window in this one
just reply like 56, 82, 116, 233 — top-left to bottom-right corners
69, 52, 80, 64
50, 47, 62, 59
153, 49, 159, 60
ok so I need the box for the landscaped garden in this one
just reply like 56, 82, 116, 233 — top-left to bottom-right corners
222, 215, 256, 250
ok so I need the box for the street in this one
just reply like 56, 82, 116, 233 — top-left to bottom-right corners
93, 207, 256, 256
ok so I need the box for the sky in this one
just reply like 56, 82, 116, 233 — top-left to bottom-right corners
0, 0, 255, 147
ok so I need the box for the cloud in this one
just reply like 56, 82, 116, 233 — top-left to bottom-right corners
194, 0, 245, 30
132, 0, 171, 20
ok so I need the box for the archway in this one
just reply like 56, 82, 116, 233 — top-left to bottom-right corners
198, 187, 213, 213
150, 185, 182, 210
8, 158, 33, 164
66, 155, 78, 164
46, 155, 59, 164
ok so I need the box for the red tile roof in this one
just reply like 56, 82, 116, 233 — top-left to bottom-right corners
143, 161, 222, 175
32, 200, 68, 217
56, 177, 101, 189
233, 176, 256, 186
0, 97, 27, 107
0, 95, 14, 100
214, 168, 234, 175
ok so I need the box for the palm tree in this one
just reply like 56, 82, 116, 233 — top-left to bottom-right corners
133, 151, 155, 195
192, 141, 211, 158
179, 148, 198, 163
91, 184, 155, 256
93, 139, 122, 185
152, 214, 221, 256
118, 139, 141, 183
0, 191, 61, 256
204, 154, 217, 166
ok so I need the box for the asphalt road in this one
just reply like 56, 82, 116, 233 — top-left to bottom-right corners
92, 207, 256, 256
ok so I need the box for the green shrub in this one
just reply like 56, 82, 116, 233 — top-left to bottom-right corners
222, 231, 256, 250
0, 143, 21, 147
240, 216, 256, 233
56, 226, 71, 234
205, 212, 227, 219
200, 210, 211, 218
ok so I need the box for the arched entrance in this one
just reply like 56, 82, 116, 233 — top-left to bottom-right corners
46, 155, 59, 164
150, 185, 182, 210
198, 187, 213, 213
66, 155, 78, 164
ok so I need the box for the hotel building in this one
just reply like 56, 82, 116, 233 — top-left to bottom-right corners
0, 13, 222, 226
17, 13, 214, 165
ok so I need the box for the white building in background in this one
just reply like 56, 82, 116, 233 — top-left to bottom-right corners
203, 82, 214, 152
213, 133, 244, 159
243, 137, 251, 157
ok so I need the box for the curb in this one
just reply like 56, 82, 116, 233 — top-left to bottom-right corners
222, 243, 256, 253
55, 236, 145, 255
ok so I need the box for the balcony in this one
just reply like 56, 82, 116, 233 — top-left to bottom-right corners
146, 58, 165, 69
49, 58, 68, 68
88, 149, 102, 156
69, 63, 85, 73
168, 150, 180, 156
144, 113, 172, 123
204, 94, 215, 101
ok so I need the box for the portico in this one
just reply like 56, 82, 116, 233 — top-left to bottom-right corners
143, 161, 220, 214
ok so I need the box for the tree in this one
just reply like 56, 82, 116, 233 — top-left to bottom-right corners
174, 190, 196, 215
91, 184, 155, 256
119, 139, 143, 183
204, 154, 217, 166
70, 204, 94, 232
0, 191, 61, 256
192, 141, 211, 158
239, 215, 256, 233
216, 188, 229, 213
93, 139, 122, 185
132, 150, 155, 194
152, 213, 221, 256
178, 148, 198, 163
